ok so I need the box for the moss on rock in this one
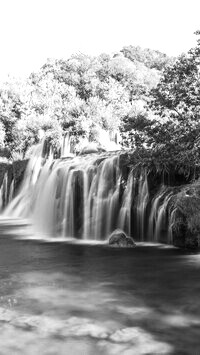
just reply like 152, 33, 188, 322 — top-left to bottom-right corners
0, 160, 28, 208
171, 182, 200, 249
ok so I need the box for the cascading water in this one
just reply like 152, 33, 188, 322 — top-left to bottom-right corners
0, 171, 14, 212
136, 172, 149, 241
0, 172, 8, 211
1, 139, 175, 244
117, 173, 134, 236
148, 186, 173, 243
61, 132, 72, 157
2, 142, 132, 240
4, 142, 45, 218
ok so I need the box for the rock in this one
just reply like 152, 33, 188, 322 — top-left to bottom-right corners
109, 229, 136, 248
171, 189, 200, 249
79, 143, 107, 155
80, 147, 98, 155
0, 147, 12, 160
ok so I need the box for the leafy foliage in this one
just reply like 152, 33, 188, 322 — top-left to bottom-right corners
0, 46, 167, 158
121, 32, 200, 175
121, 45, 174, 70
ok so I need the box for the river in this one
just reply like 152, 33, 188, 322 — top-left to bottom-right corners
0, 221, 199, 354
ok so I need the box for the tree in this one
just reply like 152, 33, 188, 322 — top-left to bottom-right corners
121, 45, 174, 70
121, 31, 200, 171
0, 45, 171, 159
150, 31, 200, 164
0, 80, 24, 151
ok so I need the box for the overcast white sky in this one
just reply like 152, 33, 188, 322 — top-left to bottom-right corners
0, 0, 199, 81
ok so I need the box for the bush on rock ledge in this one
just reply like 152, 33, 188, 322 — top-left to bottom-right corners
171, 183, 200, 249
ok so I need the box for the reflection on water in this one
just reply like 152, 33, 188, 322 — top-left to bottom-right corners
0, 224, 200, 354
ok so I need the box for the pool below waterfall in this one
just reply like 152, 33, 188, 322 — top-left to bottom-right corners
0, 223, 200, 354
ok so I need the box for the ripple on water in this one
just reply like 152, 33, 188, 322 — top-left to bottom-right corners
0, 307, 173, 355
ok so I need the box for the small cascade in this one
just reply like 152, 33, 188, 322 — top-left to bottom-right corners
84, 156, 121, 240
61, 132, 72, 157
8, 179, 14, 202
136, 172, 149, 241
148, 186, 166, 241
148, 186, 173, 243
154, 191, 173, 243
2, 139, 177, 244
118, 174, 134, 236
0, 182, 3, 211
0, 172, 8, 211
168, 206, 177, 244
4, 142, 45, 217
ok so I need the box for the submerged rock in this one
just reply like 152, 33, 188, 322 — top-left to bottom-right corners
108, 229, 136, 248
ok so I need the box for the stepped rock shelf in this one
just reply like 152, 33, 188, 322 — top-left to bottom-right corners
0, 141, 199, 249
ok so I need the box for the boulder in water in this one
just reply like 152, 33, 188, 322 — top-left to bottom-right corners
108, 229, 136, 248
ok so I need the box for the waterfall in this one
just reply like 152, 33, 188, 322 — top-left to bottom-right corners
61, 132, 72, 157
148, 186, 173, 243
3, 142, 133, 240
0, 172, 8, 211
1, 140, 176, 244
118, 174, 134, 236
8, 179, 14, 202
0, 179, 4, 211
136, 172, 149, 241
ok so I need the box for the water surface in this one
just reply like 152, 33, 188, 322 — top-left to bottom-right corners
0, 222, 199, 354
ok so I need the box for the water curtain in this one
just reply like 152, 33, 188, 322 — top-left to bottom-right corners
1, 141, 174, 243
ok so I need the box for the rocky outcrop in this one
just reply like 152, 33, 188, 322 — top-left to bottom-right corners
170, 185, 200, 249
79, 143, 106, 155
0, 160, 28, 209
108, 229, 136, 248
0, 147, 12, 160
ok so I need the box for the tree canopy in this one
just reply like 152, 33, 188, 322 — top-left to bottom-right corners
0, 45, 172, 158
121, 32, 200, 174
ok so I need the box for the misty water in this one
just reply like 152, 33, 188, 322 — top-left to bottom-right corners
0, 222, 200, 354
0, 140, 200, 354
